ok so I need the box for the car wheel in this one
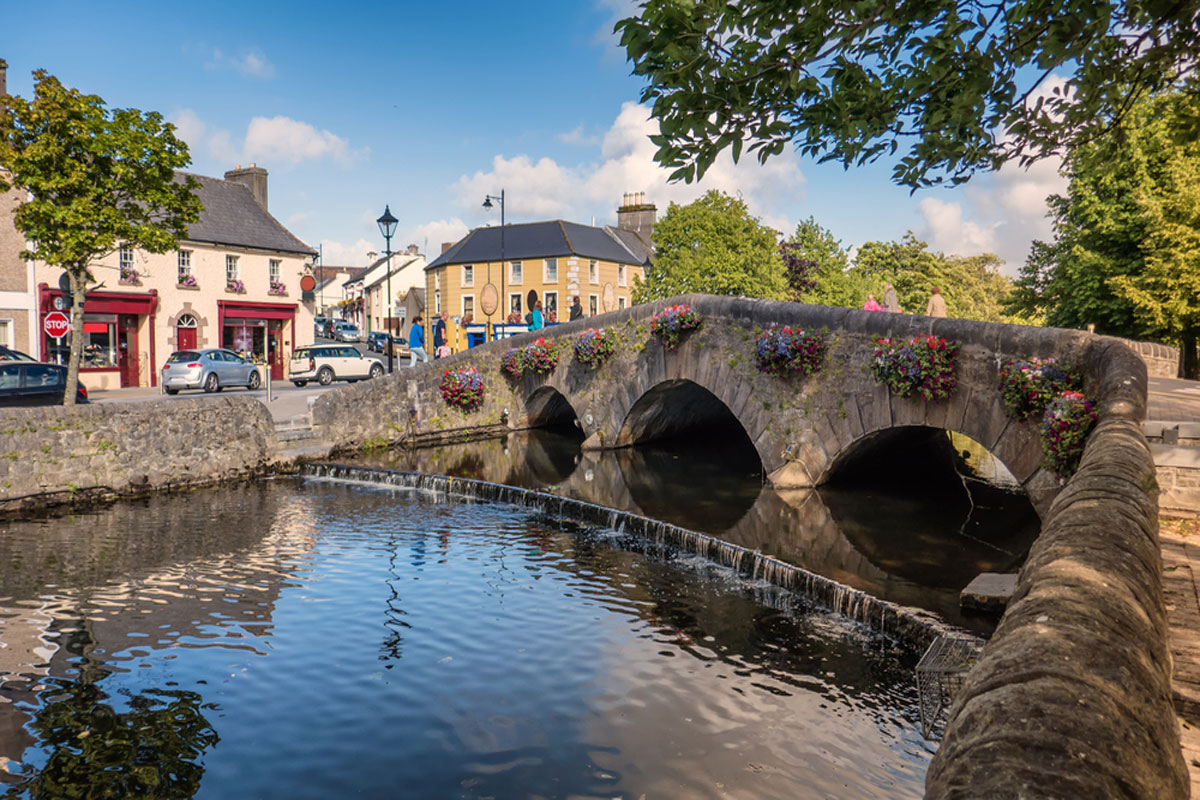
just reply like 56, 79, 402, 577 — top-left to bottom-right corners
203, 373, 219, 393
317, 367, 334, 386
248, 370, 262, 390
165, 388, 179, 395
293, 380, 307, 387
369, 363, 384, 379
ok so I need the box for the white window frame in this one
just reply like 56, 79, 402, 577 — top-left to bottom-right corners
462, 294, 475, 320
0, 319, 12, 347
177, 313, 198, 329
226, 255, 239, 283
589, 260, 598, 284
589, 294, 599, 316
269, 259, 281, 283
543, 258, 558, 284
509, 261, 522, 285
119, 246, 134, 270
618, 264, 627, 287
461, 264, 474, 288
509, 293, 523, 317
543, 291, 558, 321
618, 296, 627, 310
177, 250, 192, 281
434, 290, 441, 315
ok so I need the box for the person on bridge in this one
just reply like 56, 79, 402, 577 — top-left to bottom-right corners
569, 296, 584, 321
883, 282, 901, 313
863, 293, 884, 311
528, 301, 545, 331
925, 287, 948, 318
408, 315, 429, 366
433, 312, 448, 359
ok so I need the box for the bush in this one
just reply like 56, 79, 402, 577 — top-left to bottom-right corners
650, 304, 702, 350
870, 334, 958, 401
574, 328, 618, 369
998, 357, 1077, 421
501, 348, 523, 379
440, 366, 485, 411
754, 325, 825, 377
1040, 390, 1097, 479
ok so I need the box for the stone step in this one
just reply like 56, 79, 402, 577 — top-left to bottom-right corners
1146, 421, 1200, 447
276, 427, 319, 443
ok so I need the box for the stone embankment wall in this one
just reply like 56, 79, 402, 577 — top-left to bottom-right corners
0, 396, 275, 513
1122, 337, 1181, 379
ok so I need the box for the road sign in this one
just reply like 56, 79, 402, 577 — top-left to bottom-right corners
44, 311, 71, 338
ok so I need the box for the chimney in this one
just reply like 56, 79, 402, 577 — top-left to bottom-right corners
441, 242, 454, 255
224, 163, 269, 210
0, 58, 7, 99
617, 191, 657, 240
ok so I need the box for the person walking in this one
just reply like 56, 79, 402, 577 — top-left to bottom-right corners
883, 282, 901, 313
528, 301, 545, 331
569, 296, 584, 321
432, 312, 448, 359
863, 293, 884, 311
925, 287, 948, 318
408, 315, 428, 366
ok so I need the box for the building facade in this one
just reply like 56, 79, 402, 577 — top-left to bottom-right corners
0, 59, 37, 353
31, 165, 316, 389
424, 195, 654, 338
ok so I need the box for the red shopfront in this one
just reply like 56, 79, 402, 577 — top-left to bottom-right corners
218, 300, 296, 380
37, 284, 158, 388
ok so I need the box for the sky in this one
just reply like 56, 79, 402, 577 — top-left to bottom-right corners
4, 0, 1066, 275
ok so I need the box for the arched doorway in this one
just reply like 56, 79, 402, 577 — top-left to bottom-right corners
176, 314, 198, 351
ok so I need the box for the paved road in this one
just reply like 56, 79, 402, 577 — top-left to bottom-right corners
1148, 376, 1200, 422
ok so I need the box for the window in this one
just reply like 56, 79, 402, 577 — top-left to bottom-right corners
48, 313, 117, 368
226, 255, 239, 283
544, 291, 558, 322
618, 264, 627, 287
618, 297, 627, 310
0, 319, 11, 347
589, 294, 598, 316
462, 295, 475, 321
544, 258, 558, 283
510, 261, 522, 285
589, 260, 598, 284
178, 250, 192, 282
269, 259, 281, 282
434, 290, 441, 314
178, 313, 198, 329
509, 293, 522, 318
461, 264, 474, 287
119, 246, 134, 270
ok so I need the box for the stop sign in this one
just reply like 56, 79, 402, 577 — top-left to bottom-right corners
43, 311, 71, 338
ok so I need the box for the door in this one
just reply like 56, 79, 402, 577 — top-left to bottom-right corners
268, 322, 283, 380
526, 289, 539, 316
178, 326, 197, 350
118, 314, 139, 387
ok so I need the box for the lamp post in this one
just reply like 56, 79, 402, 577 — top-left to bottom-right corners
483, 190, 504, 341
377, 205, 398, 374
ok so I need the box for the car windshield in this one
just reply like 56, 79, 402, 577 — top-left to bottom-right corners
167, 351, 200, 363
0, 347, 37, 362
293, 349, 311, 360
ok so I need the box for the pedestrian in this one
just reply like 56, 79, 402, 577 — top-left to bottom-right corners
863, 293, 884, 311
432, 312, 448, 359
925, 287, 948, 318
408, 315, 428, 366
569, 296, 584, 321
883, 282, 901, 313
528, 301, 544, 331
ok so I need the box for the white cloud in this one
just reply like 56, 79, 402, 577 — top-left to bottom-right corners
204, 46, 275, 79
558, 124, 599, 146
318, 238, 378, 266
450, 102, 805, 233
168, 110, 365, 170
403, 218, 470, 257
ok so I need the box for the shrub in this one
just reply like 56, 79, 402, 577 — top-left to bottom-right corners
870, 334, 958, 401
998, 357, 1077, 421
1040, 390, 1097, 479
501, 347, 523, 378
574, 328, 618, 369
650, 304, 702, 350
754, 325, 825, 377
440, 366, 485, 411
522, 337, 561, 373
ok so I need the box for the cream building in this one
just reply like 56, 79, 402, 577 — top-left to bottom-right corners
0, 59, 37, 353
31, 165, 316, 390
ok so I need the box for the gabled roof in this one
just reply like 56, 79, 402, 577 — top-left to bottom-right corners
364, 254, 424, 291
180, 173, 316, 256
341, 267, 368, 287
426, 220, 651, 270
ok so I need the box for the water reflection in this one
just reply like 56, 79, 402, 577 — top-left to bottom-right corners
353, 425, 1040, 632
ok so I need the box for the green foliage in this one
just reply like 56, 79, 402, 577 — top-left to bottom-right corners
632, 190, 787, 302
0, 69, 202, 404
1040, 391, 1098, 480
870, 334, 958, 401
782, 218, 872, 307
615, 0, 1199, 188
998, 358, 1079, 422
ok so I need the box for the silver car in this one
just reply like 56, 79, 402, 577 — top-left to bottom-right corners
161, 348, 262, 395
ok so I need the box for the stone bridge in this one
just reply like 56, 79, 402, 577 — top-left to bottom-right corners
315, 294, 1103, 516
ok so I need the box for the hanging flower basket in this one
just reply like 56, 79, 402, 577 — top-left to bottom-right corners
870, 334, 958, 401
754, 325, 825, 377
522, 337, 561, 374
501, 347, 524, 378
1040, 390, 1097, 479
574, 328, 618, 369
440, 366, 485, 411
650, 304, 702, 350
998, 357, 1078, 421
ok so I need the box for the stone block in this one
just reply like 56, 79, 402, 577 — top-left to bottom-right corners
960, 572, 1019, 613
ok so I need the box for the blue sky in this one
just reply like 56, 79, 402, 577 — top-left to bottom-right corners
5, 0, 1064, 273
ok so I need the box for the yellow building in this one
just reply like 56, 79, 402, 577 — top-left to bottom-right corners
425, 195, 655, 339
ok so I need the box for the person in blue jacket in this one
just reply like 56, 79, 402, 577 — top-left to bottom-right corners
408, 315, 428, 366
528, 301, 544, 331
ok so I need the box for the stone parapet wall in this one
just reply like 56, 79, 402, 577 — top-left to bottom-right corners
0, 397, 275, 512
1121, 337, 1181, 379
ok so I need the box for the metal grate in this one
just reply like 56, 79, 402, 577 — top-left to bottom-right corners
916, 634, 983, 739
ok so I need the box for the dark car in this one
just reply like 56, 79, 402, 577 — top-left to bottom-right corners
366, 331, 389, 352
0, 361, 89, 406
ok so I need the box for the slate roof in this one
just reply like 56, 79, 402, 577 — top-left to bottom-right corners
426, 220, 652, 270
180, 173, 315, 256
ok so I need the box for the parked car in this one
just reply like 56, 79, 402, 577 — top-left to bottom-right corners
332, 321, 361, 342
0, 345, 37, 362
0, 361, 88, 406
161, 348, 262, 394
290, 345, 384, 386
366, 331, 389, 352
314, 316, 329, 338
322, 319, 338, 338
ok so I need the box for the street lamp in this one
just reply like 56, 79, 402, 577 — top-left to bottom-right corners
483, 190, 504, 342
377, 205, 398, 374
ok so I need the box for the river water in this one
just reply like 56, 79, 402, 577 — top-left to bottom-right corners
0, 478, 934, 798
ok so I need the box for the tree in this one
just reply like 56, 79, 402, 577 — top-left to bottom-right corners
632, 190, 788, 302
781, 217, 873, 308
0, 70, 201, 403
616, 1, 1200, 188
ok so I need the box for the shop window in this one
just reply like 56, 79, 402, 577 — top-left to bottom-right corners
47, 314, 118, 368
544, 258, 558, 283
510, 261, 522, 285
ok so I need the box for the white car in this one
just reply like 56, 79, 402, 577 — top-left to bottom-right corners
290, 345, 383, 386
